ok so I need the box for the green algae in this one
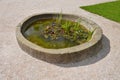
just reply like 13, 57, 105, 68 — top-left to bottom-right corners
24, 19, 92, 49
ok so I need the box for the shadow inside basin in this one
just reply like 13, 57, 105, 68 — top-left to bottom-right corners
55, 35, 110, 67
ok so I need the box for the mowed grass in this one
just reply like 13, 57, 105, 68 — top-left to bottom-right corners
80, 1, 120, 22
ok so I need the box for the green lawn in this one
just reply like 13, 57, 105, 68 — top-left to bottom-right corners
80, 1, 120, 22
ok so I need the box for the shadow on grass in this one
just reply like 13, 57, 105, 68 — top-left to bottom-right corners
55, 35, 110, 67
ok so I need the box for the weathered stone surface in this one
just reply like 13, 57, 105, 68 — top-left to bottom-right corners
16, 14, 102, 63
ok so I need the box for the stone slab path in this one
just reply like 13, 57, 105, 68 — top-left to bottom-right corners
0, 0, 120, 80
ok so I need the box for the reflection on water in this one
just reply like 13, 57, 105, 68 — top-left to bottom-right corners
24, 19, 90, 49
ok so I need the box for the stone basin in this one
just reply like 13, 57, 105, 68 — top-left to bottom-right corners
16, 13, 103, 63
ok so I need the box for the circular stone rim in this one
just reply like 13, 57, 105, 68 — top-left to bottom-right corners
16, 13, 102, 54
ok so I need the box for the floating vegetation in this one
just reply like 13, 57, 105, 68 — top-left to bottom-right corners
24, 14, 93, 49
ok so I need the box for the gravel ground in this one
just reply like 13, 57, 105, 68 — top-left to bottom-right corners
0, 0, 120, 80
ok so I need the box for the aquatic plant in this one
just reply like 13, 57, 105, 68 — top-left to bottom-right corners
25, 13, 94, 48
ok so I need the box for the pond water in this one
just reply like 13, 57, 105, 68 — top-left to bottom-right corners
24, 19, 91, 49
